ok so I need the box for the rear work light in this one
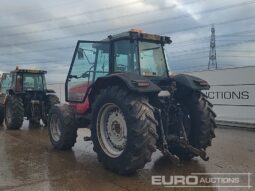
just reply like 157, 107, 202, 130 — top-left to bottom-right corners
131, 80, 150, 87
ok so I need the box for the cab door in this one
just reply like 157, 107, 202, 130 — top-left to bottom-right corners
66, 41, 110, 103
0, 73, 11, 104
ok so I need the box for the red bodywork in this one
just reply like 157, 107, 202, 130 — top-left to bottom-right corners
68, 83, 90, 114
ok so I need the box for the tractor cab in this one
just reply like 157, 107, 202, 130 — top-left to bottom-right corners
8, 68, 47, 93
67, 29, 172, 112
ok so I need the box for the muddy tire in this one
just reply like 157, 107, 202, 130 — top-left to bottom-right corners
0, 104, 4, 125
170, 92, 217, 160
48, 104, 77, 150
91, 86, 158, 175
42, 94, 60, 126
5, 96, 24, 129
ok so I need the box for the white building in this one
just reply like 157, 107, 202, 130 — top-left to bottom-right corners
187, 66, 255, 128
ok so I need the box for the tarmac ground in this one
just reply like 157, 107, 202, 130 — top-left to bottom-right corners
0, 122, 254, 191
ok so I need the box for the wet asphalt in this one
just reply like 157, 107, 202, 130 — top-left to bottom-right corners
0, 122, 254, 191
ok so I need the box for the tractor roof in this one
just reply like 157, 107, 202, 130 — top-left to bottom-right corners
101, 29, 172, 44
11, 68, 47, 74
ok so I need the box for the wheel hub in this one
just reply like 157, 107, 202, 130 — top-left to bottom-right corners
97, 103, 127, 158
6, 105, 12, 123
50, 114, 61, 142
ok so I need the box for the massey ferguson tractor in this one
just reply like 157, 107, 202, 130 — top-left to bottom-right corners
48, 30, 217, 175
0, 68, 60, 129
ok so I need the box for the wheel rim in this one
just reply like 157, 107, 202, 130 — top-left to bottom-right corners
97, 103, 127, 158
50, 114, 61, 142
6, 102, 12, 124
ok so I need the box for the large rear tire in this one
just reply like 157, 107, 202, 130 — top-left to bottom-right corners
0, 104, 4, 125
170, 92, 217, 160
5, 96, 24, 129
91, 86, 158, 175
48, 104, 77, 150
42, 94, 60, 126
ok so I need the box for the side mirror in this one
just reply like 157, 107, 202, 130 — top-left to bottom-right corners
78, 48, 84, 60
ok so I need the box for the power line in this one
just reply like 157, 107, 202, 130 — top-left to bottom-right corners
174, 55, 255, 62
0, 26, 254, 57
1, 28, 255, 58
0, 0, 143, 30
219, 50, 254, 52
172, 64, 211, 70
2, 53, 254, 73
169, 54, 255, 65
0, 53, 237, 69
0, 4, 180, 38
163, 16, 255, 36
2, 55, 255, 74
1, 59, 67, 65
0, 0, 82, 16
171, 62, 240, 73
169, 39, 255, 56
171, 36, 255, 49
173, 28, 255, 44
0, 0, 210, 37
1, 13, 255, 49
0, 0, 253, 38
170, 49, 255, 58
170, 55, 208, 62
220, 55, 255, 58
0, 46, 74, 56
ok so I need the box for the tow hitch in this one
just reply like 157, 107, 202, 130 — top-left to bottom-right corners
176, 106, 209, 161
163, 105, 210, 162
156, 108, 180, 164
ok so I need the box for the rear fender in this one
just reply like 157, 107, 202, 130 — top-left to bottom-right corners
172, 74, 210, 97
173, 74, 210, 90
89, 72, 161, 103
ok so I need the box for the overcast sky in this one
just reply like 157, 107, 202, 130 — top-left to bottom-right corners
0, 0, 254, 82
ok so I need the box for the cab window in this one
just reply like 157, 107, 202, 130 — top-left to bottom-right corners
114, 40, 139, 74
23, 74, 44, 91
0, 74, 11, 94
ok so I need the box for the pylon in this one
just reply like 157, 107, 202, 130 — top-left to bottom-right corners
208, 25, 217, 70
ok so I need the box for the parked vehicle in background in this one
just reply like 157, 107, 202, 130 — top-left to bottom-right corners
0, 67, 60, 129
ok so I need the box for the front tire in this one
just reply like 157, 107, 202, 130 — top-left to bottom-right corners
48, 104, 77, 150
42, 94, 60, 126
0, 104, 4, 125
5, 96, 24, 129
91, 86, 158, 175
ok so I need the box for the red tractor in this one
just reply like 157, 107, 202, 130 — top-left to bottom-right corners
48, 30, 217, 175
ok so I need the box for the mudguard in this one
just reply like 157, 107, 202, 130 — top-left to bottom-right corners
172, 74, 210, 91
89, 72, 161, 101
